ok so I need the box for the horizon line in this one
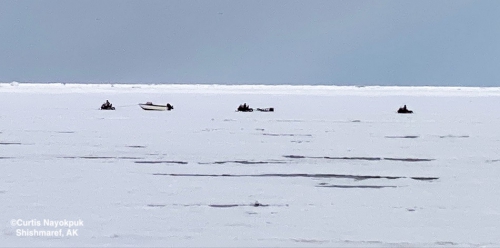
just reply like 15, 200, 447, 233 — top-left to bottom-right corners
2, 81, 500, 88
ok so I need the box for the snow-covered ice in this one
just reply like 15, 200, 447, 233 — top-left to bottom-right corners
1, 83, 500, 247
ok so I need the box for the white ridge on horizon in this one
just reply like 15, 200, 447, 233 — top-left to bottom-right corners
1, 81, 500, 96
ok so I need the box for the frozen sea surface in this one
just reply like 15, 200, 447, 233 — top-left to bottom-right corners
1, 83, 500, 247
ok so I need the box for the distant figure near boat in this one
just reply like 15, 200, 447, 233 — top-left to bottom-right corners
237, 103, 253, 112
101, 100, 115, 110
139, 102, 174, 111
397, 105, 413, 114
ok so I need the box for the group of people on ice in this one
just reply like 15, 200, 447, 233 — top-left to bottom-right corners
237, 103, 253, 112
101, 99, 410, 114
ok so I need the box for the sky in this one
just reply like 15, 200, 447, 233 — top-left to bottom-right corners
0, 0, 499, 86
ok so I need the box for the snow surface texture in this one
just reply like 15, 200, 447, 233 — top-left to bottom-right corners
1, 83, 500, 247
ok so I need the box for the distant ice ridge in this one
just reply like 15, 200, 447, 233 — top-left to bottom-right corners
1, 82, 500, 96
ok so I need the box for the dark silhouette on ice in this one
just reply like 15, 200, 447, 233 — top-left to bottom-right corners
237, 103, 253, 112
101, 100, 115, 110
316, 184, 397, 189
237, 103, 274, 112
385, 135, 419, 139
0, 142, 22, 145
397, 105, 413, 114
283, 155, 434, 162
256, 107, 274, 112
252, 201, 268, 207
147, 202, 278, 208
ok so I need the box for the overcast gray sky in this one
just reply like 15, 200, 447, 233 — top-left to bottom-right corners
1, 0, 499, 86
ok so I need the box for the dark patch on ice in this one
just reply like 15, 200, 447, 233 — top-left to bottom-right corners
213, 160, 286, 165
384, 158, 434, 162
0, 142, 22, 145
169, 204, 201, 207
208, 204, 240, 208
199, 160, 287, 165
252, 201, 268, 207
385, 135, 419, 139
487, 159, 500, 163
439, 135, 469, 138
210, 202, 270, 208
351, 120, 361, 122
255, 128, 265, 131
135, 160, 188, 164
223, 119, 235, 122
154, 173, 439, 182
411, 177, 439, 181
284, 155, 434, 162
153, 173, 403, 180
263, 133, 312, 137
0, 190, 5, 194
80, 156, 116, 159
62, 156, 144, 160
284, 155, 383, 161
283, 155, 306, 159
322, 156, 382, 161
407, 208, 416, 212
80, 156, 143, 160
57, 131, 75, 134
127, 145, 146, 148
291, 140, 309, 143
316, 184, 397, 189
149, 202, 276, 208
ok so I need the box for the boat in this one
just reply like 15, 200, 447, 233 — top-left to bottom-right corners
139, 102, 174, 111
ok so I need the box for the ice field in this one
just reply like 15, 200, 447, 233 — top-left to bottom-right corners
1, 83, 500, 247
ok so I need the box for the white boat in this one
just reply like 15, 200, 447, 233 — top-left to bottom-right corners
139, 102, 173, 111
